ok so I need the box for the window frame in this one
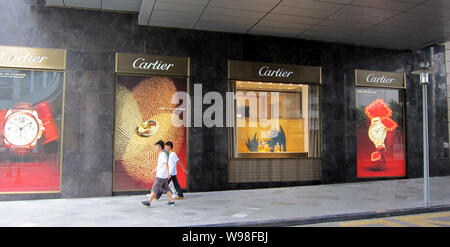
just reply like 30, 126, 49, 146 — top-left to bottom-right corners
229, 80, 321, 159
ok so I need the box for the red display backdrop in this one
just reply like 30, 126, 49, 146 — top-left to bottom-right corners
356, 88, 406, 178
113, 75, 187, 191
0, 69, 63, 192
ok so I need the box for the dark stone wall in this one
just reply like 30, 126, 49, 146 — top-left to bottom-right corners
414, 46, 450, 178
0, 0, 448, 199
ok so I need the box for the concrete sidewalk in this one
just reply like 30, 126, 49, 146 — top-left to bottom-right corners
0, 176, 449, 227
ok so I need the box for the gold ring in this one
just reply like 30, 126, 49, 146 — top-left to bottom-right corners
136, 120, 158, 137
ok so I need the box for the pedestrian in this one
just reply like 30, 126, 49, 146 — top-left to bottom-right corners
155, 141, 188, 200
141, 140, 175, 207
151, 146, 176, 200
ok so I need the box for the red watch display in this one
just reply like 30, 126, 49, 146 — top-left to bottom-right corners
0, 101, 59, 154
34, 101, 59, 144
364, 98, 398, 170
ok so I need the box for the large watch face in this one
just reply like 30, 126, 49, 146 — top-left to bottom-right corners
368, 122, 387, 143
3, 112, 40, 146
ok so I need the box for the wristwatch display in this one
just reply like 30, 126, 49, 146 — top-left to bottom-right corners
0, 61, 65, 193
1, 102, 59, 154
2, 103, 45, 154
364, 98, 398, 171
368, 117, 388, 150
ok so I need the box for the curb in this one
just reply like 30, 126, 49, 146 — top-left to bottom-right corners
186, 204, 450, 227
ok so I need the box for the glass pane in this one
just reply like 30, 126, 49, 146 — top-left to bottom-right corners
356, 87, 406, 178
113, 75, 188, 191
235, 81, 320, 157
0, 69, 64, 193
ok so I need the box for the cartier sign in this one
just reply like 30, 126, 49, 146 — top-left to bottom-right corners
228, 60, 321, 84
355, 69, 405, 89
0, 46, 66, 70
258, 65, 294, 78
116, 53, 189, 76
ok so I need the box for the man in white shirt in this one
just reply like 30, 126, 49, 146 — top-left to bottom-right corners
156, 141, 188, 199
141, 140, 175, 207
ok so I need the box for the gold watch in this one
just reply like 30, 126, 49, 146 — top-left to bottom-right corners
368, 117, 387, 150
2, 103, 45, 154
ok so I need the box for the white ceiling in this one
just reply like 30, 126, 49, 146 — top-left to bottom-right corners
46, 0, 450, 50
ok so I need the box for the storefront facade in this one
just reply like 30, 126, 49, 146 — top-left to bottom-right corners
0, 1, 449, 200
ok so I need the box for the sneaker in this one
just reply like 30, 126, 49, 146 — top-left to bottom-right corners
141, 200, 151, 207
167, 201, 176, 207
175, 197, 184, 200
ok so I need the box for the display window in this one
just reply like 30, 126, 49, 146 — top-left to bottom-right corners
113, 75, 188, 191
0, 46, 66, 194
355, 70, 406, 178
227, 60, 322, 159
234, 81, 320, 158
0, 70, 64, 193
356, 88, 406, 178
113, 53, 189, 192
